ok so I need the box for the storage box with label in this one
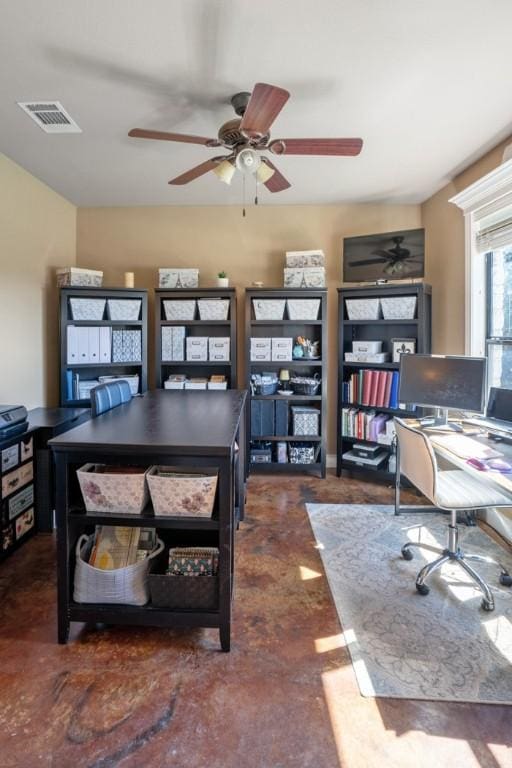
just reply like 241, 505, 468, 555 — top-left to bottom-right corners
208, 337, 230, 361
285, 250, 325, 268
186, 337, 208, 361
250, 337, 271, 362
352, 340, 382, 354
283, 267, 325, 288
271, 337, 293, 361
158, 268, 199, 289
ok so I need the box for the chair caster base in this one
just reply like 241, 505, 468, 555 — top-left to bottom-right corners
402, 547, 413, 561
499, 573, 512, 587
481, 598, 495, 612
416, 582, 430, 596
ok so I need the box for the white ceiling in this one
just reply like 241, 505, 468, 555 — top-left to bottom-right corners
1, 0, 512, 207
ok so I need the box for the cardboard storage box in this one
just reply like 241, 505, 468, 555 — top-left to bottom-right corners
186, 337, 208, 361
285, 250, 325, 268
208, 337, 230, 361
57, 267, 103, 287
283, 267, 325, 288
271, 337, 293, 361
250, 337, 271, 362
158, 268, 199, 289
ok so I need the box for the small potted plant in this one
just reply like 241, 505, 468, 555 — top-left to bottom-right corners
217, 270, 229, 288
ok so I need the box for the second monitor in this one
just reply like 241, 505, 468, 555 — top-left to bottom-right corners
399, 354, 487, 425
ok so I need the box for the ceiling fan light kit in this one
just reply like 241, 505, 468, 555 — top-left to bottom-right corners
129, 82, 363, 197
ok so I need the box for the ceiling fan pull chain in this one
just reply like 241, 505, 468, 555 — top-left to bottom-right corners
243, 174, 246, 217
255, 176, 259, 207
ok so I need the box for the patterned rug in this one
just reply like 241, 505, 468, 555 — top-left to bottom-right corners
306, 504, 512, 703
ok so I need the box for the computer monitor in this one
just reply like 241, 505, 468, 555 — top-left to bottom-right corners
399, 354, 487, 424
487, 387, 512, 423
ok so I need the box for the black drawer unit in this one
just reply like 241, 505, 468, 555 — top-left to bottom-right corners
0, 427, 38, 560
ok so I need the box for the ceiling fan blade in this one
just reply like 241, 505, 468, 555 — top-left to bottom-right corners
269, 138, 363, 156
169, 158, 221, 185
240, 83, 290, 138
349, 258, 388, 267
371, 249, 395, 259
129, 128, 220, 147
260, 158, 291, 192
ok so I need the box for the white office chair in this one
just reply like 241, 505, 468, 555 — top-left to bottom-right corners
395, 418, 512, 611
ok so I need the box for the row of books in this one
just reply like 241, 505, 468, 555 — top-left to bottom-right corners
342, 369, 402, 410
342, 408, 392, 443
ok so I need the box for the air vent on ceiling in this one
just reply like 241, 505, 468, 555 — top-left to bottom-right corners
17, 101, 82, 133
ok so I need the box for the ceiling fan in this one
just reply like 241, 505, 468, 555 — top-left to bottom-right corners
128, 82, 363, 193
349, 236, 422, 277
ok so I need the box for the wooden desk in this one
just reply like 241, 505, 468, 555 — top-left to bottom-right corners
50, 389, 247, 650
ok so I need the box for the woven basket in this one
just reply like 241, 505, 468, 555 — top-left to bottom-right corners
149, 574, 219, 610
73, 534, 164, 606
290, 374, 321, 396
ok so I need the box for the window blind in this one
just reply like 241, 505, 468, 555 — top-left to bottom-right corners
475, 196, 512, 252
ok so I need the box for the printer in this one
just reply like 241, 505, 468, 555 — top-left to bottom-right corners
0, 405, 28, 440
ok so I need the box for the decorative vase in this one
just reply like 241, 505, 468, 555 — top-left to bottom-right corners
217, 277, 229, 288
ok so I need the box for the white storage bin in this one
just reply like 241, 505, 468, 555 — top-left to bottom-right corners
107, 299, 141, 321
283, 267, 325, 288
286, 298, 321, 320
345, 298, 381, 320
250, 337, 272, 361
271, 337, 293, 361
163, 300, 196, 321
186, 336, 208, 361
158, 268, 199, 289
380, 296, 417, 320
285, 250, 325, 268
352, 340, 383, 354
77, 464, 149, 513
57, 267, 103, 287
197, 298, 229, 321
252, 299, 286, 321
208, 337, 230, 361
73, 533, 164, 606
69, 298, 106, 321
147, 467, 218, 517
98, 374, 140, 395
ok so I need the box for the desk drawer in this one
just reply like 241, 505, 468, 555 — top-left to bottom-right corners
2, 462, 33, 498
8, 484, 34, 521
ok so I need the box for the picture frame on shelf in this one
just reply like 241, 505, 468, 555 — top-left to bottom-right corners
391, 337, 416, 363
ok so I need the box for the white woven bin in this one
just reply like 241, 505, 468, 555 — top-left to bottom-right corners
345, 298, 381, 320
69, 298, 106, 321
380, 296, 417, 320
147, 467, 218, 517
252, 299, 286, 320
197, 298, 229, 321
73, 534, 164, 605
163, 300, 196, 321
287, 298, 320, 320
107, 299, 142, 321
77, 464, 149, 513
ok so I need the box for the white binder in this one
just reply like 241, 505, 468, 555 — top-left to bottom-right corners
66, 326, 79, 364
88, 327, 100, 364
77, 327, 90, 364
99, 327, 112, 362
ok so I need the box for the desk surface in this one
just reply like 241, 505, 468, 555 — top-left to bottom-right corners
49, 389, 247, 456
28, 407, 89, 430
408, 419, 512, 501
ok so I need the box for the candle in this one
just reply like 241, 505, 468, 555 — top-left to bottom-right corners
124, 272, 135, 288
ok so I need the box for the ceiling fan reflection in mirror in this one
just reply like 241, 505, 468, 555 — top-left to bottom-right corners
128, 82, 363, 197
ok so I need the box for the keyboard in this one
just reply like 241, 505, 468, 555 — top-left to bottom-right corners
429, 433, 502, 460
463, 417, 512, 434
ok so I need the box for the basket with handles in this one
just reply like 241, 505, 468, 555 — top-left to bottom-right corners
73, 534, 164, 606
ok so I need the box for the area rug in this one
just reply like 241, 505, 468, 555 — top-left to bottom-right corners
306, 504, 512, 704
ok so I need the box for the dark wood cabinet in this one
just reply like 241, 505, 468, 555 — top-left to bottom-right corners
155, 288, 237, 390
59, 286, 148, 407
337, 282, 432, 481
245, 288, 327, 477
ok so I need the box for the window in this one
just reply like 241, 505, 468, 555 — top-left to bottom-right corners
486, 247, 512, 389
